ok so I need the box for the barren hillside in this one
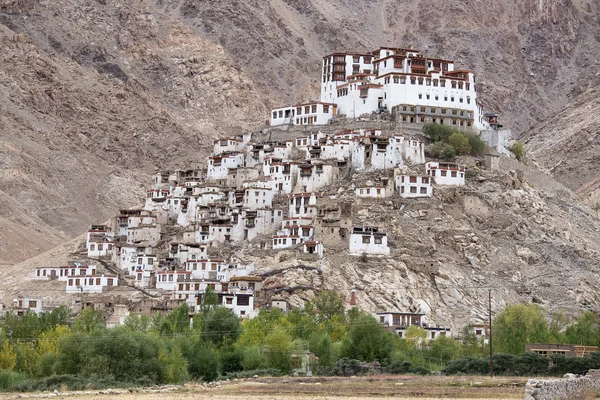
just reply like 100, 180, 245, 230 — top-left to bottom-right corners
522, 79, 600, 210
0, 0, 266, 263
1, 0, 599, 266
158, 0, 600, 131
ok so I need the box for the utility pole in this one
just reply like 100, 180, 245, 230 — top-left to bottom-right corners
488, 289, 494, 378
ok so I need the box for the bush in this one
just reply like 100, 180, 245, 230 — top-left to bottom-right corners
511, 141, 525, 161
332, 358, 382, 376
442, 356, 489, 375
448, 133, 472, 154
465, 133, 486, 156
241, 346, 268, 371
442, 144, 457, 160
423, 123, 456, 143
220, 349, 244, 374
0, 369, 28, 391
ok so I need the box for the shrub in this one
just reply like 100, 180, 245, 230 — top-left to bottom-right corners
448, 133, 472, 154
242, 346, 268, 371
442, 143, 457, 160
423, 123, 456, 143
0, 369, 28, 391
220, 349, 244, 374
511, 141, 525, 161
465, 133, 486, 156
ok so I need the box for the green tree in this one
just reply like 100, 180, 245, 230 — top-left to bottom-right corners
448, 132, 472, 154
286, 304, 318, 340
313, 291, 345, 322
238, 308, 288, 347
241, 345, 268, 370
460, 325, 484, 357
309, 333, 335, 370
423, 123, 456, 143
200, 286, 219, 314
442, 143, 457, 160
405, 325, 427, 348
0, 341, 16, 371
493, 303, 549, 354
72, 307, 105, 334
203, 306, 241, 347
264, 326, 293, 373
565, 311, 600, 346
427, 335, 461, 364
158, 345, 188, 384
465, 133, 486, 156
160, 304, 190, 335
345, 314, 393, 362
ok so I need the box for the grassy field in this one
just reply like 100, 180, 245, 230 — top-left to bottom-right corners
0, 376, 530, 399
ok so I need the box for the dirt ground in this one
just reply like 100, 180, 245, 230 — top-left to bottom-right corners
0, 376, 530, 400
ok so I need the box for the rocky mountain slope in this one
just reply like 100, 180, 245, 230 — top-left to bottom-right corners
3, 149, 600, 326
158, 0, 600, 131
522, 78, 600, 211
0, 0, 266, 263
1, 0, 599, 274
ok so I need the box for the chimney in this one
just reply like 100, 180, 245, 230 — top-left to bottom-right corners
349, 287, 357, 306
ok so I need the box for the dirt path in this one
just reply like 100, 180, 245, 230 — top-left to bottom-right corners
0, 376, 529, 399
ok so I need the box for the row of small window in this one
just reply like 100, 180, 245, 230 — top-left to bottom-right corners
296, 116, 318, 125
358, 188, 383, 195
401, 115, 472, 127
189, 262, 219, 271
68, 278, 115, 286
89, 243, 113, 251
361, 236, 384, 244
274, 238, 301, 245
430, 170, 464, 178
417, 93, 471, 104
400, 186, 429, 194
399, 176, 430, 184
285, 228, 312, 236
400, 105, 471, 115
383, 76, 470, 90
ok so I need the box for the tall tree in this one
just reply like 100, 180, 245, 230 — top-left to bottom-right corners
493, 303, 549, 354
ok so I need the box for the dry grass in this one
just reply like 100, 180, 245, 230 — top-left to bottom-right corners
0, 376, 529, 400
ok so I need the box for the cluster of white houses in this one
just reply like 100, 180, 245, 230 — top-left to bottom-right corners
270, 46, 491, 131
33, 127, 465, 327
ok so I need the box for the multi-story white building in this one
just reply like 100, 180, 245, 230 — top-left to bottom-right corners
395, 174, 433, 198
65, 275, 118, 294
270, 102, 337, 127
426, 162, 466, 186
320, 47, 488, 130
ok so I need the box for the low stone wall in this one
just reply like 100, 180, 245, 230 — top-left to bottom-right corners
525, 370, 600, 400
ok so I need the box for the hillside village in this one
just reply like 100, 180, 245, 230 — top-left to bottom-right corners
26, 112, 506, 342
9, 46, 600, 340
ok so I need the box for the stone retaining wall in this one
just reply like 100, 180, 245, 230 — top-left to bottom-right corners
525, 370, 600, 400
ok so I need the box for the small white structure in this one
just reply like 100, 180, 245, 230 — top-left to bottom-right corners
426, 162, 465, 185
270, 102, 337, 127
355, 186, 387, 198
395, 175, 432, 198
377, 311, 451, 339
13, 297, 44, 315
349, 226, 390, 255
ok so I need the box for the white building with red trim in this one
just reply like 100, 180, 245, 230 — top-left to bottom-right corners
320, 47, 489, 130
